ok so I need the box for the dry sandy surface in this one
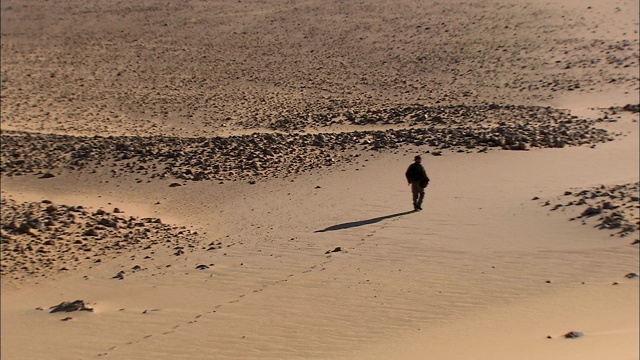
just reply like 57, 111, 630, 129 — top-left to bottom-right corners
1, 0, 639, 359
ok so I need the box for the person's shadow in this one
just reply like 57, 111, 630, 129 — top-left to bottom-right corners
314, 211, 415, 233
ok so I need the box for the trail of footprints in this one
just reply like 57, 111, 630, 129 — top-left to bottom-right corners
95, 258, 335, 357
96, 218, 399, 357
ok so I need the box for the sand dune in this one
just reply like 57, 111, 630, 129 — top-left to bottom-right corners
1, 0, 638, 359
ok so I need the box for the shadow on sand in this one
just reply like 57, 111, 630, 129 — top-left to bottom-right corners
314, 210, 415, 233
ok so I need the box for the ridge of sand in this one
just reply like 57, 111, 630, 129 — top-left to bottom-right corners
1, 0, 639, 359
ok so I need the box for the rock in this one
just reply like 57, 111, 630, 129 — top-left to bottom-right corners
325, 247, 342, 254
98, 218, 117, 228
49, 300, 93, 313
195, 264, 209, 270
112, 271, 125, 280
39, 173, 55, 179
625, 273, 638, 279
580, 207, 601, 217
563, 331, 584, 339
26, 218, 42, 230
17, 222, 32, 234
83, 228, 99, 236
169, 183, 182, 187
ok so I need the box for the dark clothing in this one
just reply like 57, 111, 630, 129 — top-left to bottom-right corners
405, 163, 429, 187
410, 183, 425, 211
406, 162, 430, 210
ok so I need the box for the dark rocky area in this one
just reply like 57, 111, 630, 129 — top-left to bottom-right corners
540, 182, 640, 239
1, 105, 613, 183
0, 197, 203, 280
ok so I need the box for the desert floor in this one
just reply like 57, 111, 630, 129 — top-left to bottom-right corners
1, 0, 639, 359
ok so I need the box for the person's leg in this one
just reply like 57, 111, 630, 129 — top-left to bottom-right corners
411, 183, 420, 210
417, 190, 425, 209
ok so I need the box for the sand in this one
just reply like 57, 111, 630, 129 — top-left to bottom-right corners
1, 0, 638, 359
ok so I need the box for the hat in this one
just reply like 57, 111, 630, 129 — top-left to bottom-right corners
414, 155, 422, 161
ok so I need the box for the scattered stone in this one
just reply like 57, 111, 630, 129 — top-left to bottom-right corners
1, 106, 615, 184
39, 173, 55, 179
0, 197, 205, 280
195, 264, 209, 270
625, 273, 638, 279
563, 331, 584, 339
49, 300, 93, 313
540, 183, 639, 238
326, 247, 342, 254
112, 271, 125, 280
83, 228, 99, 237
581, 207, 601, 217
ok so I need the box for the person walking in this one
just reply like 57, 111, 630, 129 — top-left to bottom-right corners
405, 155, 430, 211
